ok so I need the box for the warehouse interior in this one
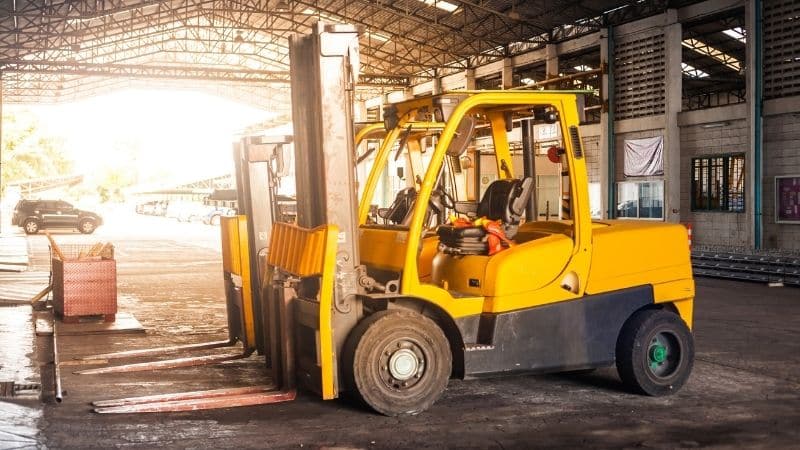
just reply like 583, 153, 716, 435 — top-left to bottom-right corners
0, 0, 798, 448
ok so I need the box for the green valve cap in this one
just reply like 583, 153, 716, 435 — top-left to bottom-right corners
650, 344, 667, 363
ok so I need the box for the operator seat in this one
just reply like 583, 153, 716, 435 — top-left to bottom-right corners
377, 187, 449, 227
377, 187, 417, 225
437, 178, 533, 255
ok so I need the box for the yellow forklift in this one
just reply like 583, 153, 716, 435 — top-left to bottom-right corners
264, 24, 695, 416
92, 23, 694, 415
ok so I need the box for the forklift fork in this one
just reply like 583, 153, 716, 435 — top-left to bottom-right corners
74, 347, 254, 375
92, 385, 295, 413
75, 338, 237, 361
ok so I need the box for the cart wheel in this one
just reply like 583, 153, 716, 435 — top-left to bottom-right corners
616, 309, 694, 396
23, 219, 40, 235
343, 310, 451, 416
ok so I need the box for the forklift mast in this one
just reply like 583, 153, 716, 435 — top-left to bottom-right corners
286, 22, 363, 394
230, 134, 293, 355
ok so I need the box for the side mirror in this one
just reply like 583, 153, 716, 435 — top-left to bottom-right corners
446, 116, 476, 157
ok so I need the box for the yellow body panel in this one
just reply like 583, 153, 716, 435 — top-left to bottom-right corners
585, 221, 693, 294
358, 227, 410, 272
220, 216, 256, 347
220, 216, 241, 275
484, 235, 574, 297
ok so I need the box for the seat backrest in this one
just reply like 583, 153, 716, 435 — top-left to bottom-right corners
382, 187, 417, 225
477, 178, 534, 224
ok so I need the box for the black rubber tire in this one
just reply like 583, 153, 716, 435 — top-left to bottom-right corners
616, 309, 694, 396
23, 219, 40, 235
342, 310, 452, 416
78, 219, 96, 234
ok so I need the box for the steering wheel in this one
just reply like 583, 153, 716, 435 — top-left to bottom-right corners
429, 186, 456, 215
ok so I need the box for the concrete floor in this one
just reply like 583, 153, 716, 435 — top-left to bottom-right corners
1, 212, 799, 449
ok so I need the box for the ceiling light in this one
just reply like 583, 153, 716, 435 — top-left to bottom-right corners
275, 0, 291, 11
364, 32, 390, 43
682, 62, 709, 78
722, 27, 746, 43
419, 0, 458, 13
700, 121, 729, 129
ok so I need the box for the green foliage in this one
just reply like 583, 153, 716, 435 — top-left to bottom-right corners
1, 110, 73, 194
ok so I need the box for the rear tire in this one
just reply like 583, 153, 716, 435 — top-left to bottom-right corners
23, 219, 40, 235
342, 310, 452, 416
616, 309, 694, 396
78, 219, 97, 234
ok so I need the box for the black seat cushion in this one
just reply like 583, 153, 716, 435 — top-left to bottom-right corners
437, 177, 533, 255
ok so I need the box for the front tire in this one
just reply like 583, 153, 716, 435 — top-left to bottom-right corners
616, 309, 694, 396
342, 310, 452, 416
23, 219, 40, 235
78, 219, 97, 234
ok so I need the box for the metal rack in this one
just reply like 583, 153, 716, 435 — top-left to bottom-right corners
691, 246, 800, 286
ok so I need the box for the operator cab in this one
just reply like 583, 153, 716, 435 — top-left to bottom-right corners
359, 92, 588, 302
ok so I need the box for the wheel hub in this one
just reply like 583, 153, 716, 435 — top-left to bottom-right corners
647, 332, 681, 377
649, 344, 667, 364
380, 339, 426, 390
388, 349, 418, 381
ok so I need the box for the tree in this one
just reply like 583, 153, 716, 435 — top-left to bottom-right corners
1, 110, 73, 196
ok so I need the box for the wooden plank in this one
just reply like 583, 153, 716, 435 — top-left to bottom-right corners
36, 312, 145, 336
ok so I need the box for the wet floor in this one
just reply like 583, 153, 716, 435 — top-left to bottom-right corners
1, 212, 800, 448
0, 304, 43, 450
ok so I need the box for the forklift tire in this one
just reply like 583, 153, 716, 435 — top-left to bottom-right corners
342, 310, 452, 416
616, 309, 694, 396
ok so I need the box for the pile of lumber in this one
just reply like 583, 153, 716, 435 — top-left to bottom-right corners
45, 232, 115, 261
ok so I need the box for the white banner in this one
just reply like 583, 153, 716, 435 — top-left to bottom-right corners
624, 136, 664, 177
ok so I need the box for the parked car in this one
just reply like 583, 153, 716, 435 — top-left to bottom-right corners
12, 199, 103, 235
136, 200, 168, 216
166, 201, 213, 223
203, 207, 236, 226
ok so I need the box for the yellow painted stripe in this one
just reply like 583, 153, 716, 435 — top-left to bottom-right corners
318, 225, 339, 400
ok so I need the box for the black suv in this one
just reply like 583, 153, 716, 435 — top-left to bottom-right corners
12, 199, 103, 235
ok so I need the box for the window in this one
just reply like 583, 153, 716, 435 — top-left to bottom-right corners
691, 154, 745, 212
616, 180, 664, 219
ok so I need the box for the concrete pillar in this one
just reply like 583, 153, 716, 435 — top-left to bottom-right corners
546, 43, 559, 81
432, 72, 443, 94
354, 99, 368, 122
599, 28, 611, 219
745, 0, 760, 248
501, 58, 513, 89
663, 10, 682, 224
465, 68, 477, 90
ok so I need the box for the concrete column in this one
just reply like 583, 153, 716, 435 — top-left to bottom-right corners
663, 10, 682, 224
354, 99, 368, 122
599, 28, 611, 219
432, 72, 443, 94
745, 0, 760, 248
501, 58, 513, 89
465, 68, 477, 90
546, 43, 559, 81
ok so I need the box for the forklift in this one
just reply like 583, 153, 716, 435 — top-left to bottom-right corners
265, 23, 695, 416
91, 23, 695, 416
